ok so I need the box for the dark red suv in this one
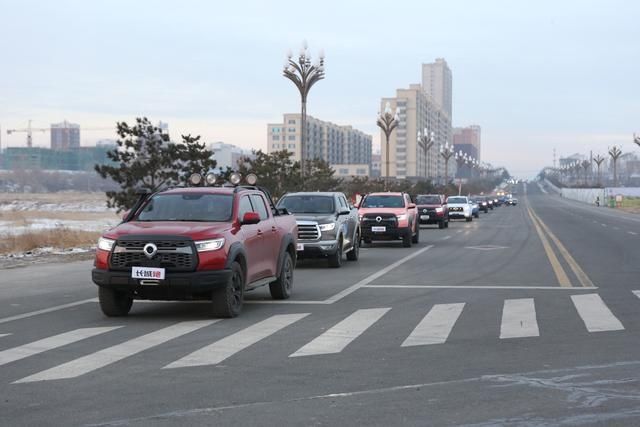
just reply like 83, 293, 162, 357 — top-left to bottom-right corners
92, 181, 297, 318
415, 194, 449, 229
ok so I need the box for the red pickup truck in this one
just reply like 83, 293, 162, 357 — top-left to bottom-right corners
92, 183, 298, 318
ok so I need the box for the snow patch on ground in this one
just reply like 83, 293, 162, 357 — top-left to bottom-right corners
0, 200, 115, 213
0, 218, 119, 235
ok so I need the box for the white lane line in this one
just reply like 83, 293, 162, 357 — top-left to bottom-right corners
629, 231, 638, 236
16, 321, 217, 383
0, 299, 96, 325
0, 327, 120, 367
0, 333, 11, 338
323, 246, 434, 304
613, 226, 620, 230
601, 223, 607, 227
633, 290, 640, 299
571, 294, 624, 332
457, 230, 463, 233
441, 236, 451, 241
402, 303, 464, 347
364, 285, 597, 290
500, 298, 539, 339
291, 308, 390, 357
166, 314, 308, 368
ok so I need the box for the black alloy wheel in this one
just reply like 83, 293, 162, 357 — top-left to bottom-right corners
212, 261, 244, 318
346, 233, 360, 261
270, 252, 294, 299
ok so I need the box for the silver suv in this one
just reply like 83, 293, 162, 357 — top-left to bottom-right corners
277, 192, 361, 268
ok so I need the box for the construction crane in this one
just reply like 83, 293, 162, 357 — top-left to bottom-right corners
6, 120, 114, 148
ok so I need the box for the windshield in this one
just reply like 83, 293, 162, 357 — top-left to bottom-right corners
416, 195, 441, 204
136, 193, 233, 222
277, 195, 335, 214
361, 195, 405, 208
447, 197, 468, 204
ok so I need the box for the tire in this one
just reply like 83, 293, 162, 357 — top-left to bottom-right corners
212, 261, 244, 318
474, 212, 479, 219
98, 287, 133, 317
444, 220, 449, 228
346, 232, 360, 261
269, 252, 294, 299
466, 217, 472, 222
438, 221, 445, 229
412, 224, 420, 243
328, 238, 343, 268
402, 230, 412, 248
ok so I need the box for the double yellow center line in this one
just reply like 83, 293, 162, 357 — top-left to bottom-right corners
526, 204, 595, 288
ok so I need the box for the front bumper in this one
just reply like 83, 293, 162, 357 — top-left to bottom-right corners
361, 226, 410, 241
449, 210, 470, 219
92, 268, 232, 300
296, 240, 339, 257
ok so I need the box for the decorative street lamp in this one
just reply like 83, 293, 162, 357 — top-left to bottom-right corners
439, 142, 455, 186
580, 160, 590, 186
593, 154, 605, 187
455, 151, 468, 195
417, 128, 434, 179
608, 145, 623, 187
634, 133, 640, 149
283, 41, 325, 181
377, 102, 399, 190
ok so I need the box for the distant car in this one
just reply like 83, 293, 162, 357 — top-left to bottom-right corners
446, 196, 473, 222
468, 198, 480, 218
414, 194, 449, 229
487, 198, 495, 210
507, 198, 518, 206
358, 192, 419, 247
472, 196, 489, 213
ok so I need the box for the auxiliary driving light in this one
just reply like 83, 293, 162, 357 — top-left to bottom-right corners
205, 173, 218, 185
189, 173, 202, 185
229, 173, 242, 185
245, 173, 258, 185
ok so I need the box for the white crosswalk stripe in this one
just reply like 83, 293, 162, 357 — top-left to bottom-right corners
0, 327, 121, 367
0, 334, 11, 338
633, 290, 640, 299
291, 308, 390, 357
571, 293, 625, 332
500, 298, 539, 339
166, 314, 309, 369
15, 320, 217, 383
402, 303, 465, 347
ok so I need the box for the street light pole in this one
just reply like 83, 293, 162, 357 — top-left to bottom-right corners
283, 41, 325, 182
417, 128, 434, 179
581, 160, 590, 186
377, 102, 399, 190
455, 151, 467, 195
634, 133, 640, 149
608, 146, 622, 187
592, 154, 605, 187
439, 142, 455, 189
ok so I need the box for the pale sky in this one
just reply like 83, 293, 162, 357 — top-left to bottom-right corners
1, 0, 639, 178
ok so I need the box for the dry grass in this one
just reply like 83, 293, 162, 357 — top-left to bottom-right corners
0, 192, 109, 204
0, 210, 119, 222
0, 227, 100, 255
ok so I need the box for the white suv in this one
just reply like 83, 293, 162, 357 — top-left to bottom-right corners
446, 196, 473, 222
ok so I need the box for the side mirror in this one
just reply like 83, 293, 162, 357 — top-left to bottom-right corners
408, 203, 416, 209
338, 209, 350, 216
241, 212, 261, 225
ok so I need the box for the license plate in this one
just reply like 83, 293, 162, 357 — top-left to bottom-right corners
296, 243, 305, 251
371, 226, 386, 232
420, 215, 430, 220
131, 266, 165, 280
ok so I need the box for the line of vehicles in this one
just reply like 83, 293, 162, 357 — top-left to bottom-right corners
91, 172, 518, 319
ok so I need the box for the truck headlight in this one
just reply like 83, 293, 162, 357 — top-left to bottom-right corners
195, 238, 225, 252
318, 223, 336, 232
97, 237, 115, 251
396, 214, 407, 220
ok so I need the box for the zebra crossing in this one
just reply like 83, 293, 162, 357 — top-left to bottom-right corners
1, 292, 638, 384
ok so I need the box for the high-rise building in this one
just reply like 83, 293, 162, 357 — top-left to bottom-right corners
422, 58, 453, 118
208, 142, 253, 170
50, 121, 80, 150
453, 125, 481, 162
380, 84, 453, 182
267, 114, 372, 168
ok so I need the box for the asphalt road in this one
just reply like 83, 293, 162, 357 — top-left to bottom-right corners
1, 182, 639, 426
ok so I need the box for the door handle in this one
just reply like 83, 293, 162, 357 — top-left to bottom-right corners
271, 226, 277, 232
257, 229, 263, 236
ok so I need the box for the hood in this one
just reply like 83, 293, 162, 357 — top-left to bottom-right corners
358, 207, 406, 215
416, 204, 443, 209
103, 221, 234, 241
292, 213, 336, 223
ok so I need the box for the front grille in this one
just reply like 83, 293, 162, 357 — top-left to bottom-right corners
110, 238, 197, 272
297, 222, 320, 241
361, 214, 398, 231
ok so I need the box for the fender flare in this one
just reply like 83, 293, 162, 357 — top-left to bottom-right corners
225, 242, 248, 274
275, 233, 296, 277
